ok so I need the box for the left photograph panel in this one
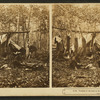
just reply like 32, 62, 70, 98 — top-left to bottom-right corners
0, 4, 49, 87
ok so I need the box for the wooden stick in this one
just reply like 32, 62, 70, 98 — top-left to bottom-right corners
53, 26, 100, 33
0, 31, 30, 35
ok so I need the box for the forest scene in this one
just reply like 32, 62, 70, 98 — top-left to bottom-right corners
52, 4, 100, 87
0, 4, 49, 87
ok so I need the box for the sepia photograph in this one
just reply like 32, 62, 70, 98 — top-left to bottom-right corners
0, 4, 49, 88
52, 4, 100, 87
1, 3, 100, 96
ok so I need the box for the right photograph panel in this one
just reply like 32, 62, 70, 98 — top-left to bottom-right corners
52, 4, 100, 87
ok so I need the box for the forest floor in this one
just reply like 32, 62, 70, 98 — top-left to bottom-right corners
0, 51, 49, 88
52, 51, 100, 87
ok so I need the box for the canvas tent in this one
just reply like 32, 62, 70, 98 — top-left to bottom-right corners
72, 33, 100, 54
94, 34, 100, 51
8, 39, 21, 50
0, 34, 23, 56
53, 32, 100, 57
0, 34, 7, 44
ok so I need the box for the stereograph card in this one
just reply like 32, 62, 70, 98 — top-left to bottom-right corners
0, 3, 99, 96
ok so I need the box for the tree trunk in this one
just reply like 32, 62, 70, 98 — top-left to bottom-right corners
26, 32, 29, 57
74, 38, 78, 54
40, 32, 41, 50
23, 33, 25, 48
66, 35, 70, 53
46, 33, 49, 51
17, 11, 20, 44
25, 6, 31, 58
